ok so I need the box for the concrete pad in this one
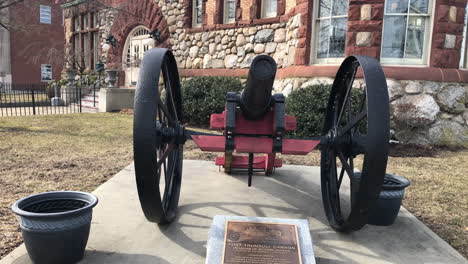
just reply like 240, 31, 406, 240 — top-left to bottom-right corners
1, 160, 467, 264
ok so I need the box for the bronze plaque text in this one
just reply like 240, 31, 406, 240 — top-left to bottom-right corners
222, 221, 302, 264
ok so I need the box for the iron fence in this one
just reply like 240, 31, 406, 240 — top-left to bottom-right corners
0, 83, 85, 117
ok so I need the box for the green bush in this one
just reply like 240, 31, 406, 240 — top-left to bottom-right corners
182, 76, 243, 126
286, 84, 332, 137
286, 83, 366, 137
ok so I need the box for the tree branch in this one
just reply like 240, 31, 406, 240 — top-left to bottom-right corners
0, 0, 26, 10
0, 20, 8, 30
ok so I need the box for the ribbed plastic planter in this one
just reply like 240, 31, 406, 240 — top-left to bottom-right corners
354, 173, 410, 226
12, 191, 98, 264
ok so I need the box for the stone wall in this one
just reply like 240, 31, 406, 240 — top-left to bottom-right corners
173, 16, 300, 69
158, 0, 301, 69
271, 77, 468, 147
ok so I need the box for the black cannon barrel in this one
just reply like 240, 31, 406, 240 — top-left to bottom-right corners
239, 55, 277, 120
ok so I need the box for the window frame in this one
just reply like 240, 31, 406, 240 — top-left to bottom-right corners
71, 12, 100, 71
192, 0, 203, 28
40, 64, 52, 82
260, 0, 277, 18
223, 0, 236, 24
311, 0, 348, 65
460, 4, 468, 68
380, 0, 435, 66
39, 5, 52, 24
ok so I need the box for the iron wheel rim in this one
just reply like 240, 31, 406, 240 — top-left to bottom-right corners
134, 48, 184, 224
320, 56, 390, 232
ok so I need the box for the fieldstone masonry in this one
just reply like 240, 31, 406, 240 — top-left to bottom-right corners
270, 77, 468, 147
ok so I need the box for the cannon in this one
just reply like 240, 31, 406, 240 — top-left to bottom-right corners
134, 48, 389, 232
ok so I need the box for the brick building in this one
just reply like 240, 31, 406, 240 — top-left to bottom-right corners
0, 0, 65, 85
61, 0, 468, 146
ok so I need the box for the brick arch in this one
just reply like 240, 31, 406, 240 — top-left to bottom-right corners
107, 0, 170, 68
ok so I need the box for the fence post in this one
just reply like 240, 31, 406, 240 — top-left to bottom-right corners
78, 83, 82, 113
31, 88, 36, 115
93, 83, 96, 107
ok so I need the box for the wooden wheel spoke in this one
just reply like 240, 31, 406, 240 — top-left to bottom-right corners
336, 64, 358, 125
338, 109, 367, 136
162, 64, 179, 122
329, 149, 342, 213
337, 151, 354, 179
156, 144, 175, 169
337, 167, 345, 189
157, 97, 174, 124
163, 149, 178, 209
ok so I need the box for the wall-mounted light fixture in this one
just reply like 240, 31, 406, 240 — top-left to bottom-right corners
102, 35, 116, 53
143, 29, 161, 48
106, 35, 116, 47
149, 29, 161, 42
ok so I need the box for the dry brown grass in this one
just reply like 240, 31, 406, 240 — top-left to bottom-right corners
0, 114, 466, 259
0, 113, 134, 258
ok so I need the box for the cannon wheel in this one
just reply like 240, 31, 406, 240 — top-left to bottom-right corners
320, 56, 390, 232
134, 49, 184, 224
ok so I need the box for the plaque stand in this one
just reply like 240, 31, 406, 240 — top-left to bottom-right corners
206, 216, 315, 264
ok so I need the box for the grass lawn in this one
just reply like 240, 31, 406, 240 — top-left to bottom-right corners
0, 113, 467, 259
0, 113, 134, 257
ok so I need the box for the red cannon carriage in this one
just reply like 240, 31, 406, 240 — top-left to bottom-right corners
133, 48, 390, 232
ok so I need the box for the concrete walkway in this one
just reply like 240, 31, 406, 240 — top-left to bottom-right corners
1, 160, 466, 264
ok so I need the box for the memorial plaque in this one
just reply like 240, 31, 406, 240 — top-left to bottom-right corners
222, 221, 302, 264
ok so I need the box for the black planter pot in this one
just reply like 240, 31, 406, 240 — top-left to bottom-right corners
354, 173, 410, 226
12, 191, 98, 264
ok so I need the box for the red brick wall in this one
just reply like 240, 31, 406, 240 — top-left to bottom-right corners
430, 0, 467, 68
106, 0, 169, 86
345, 0, 384, 59
9, 0, 65, 85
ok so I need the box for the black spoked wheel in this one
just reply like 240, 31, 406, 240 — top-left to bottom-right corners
134, 48, 185, 224
320, 56, 390, 232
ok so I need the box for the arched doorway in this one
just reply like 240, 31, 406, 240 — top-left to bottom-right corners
122, 26, 153, 86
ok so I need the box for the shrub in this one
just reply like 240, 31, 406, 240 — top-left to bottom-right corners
182, 76, 243, 126
286, 84, 332, 137
286, 83, 366, 137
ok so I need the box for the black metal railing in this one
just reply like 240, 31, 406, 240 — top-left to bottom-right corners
0, 83, 85, 117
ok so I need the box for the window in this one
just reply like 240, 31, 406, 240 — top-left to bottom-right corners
93, 13, 99, 28
41, 64, 52, 81
261, 0, 277, 18
381, 0, 433, 65
39, 5, 51, 24
193, 0, 202, 27
314, 0, 348, 63
71, 13, 100, 71
93, 32, 99, 66
74, 15, 80, 31
224, 0, 236, 23
83, 14, 89, 29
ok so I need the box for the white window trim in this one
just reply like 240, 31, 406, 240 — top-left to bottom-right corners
224, 0, 235, 24
39, 5, 51, 24
261, 0, 277, 19
192, 0, 202, 28
380, 1, 435, 66
41, 64, 52, 82
310, 0, 348, 65
460, 5, 468, 68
